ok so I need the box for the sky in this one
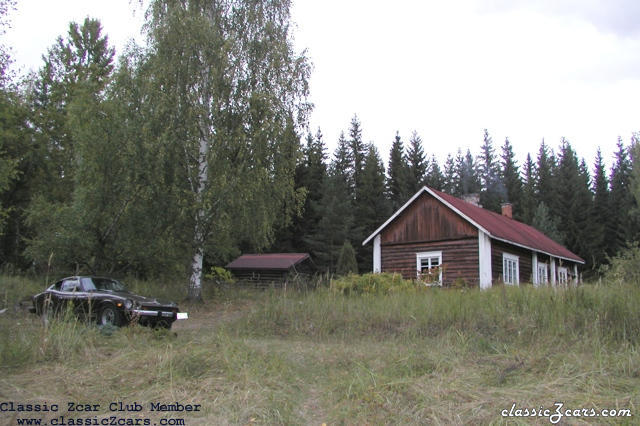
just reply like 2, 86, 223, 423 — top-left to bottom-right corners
4, 0, 640, 172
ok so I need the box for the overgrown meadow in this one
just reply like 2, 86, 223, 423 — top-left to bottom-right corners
1, 274, 639, 425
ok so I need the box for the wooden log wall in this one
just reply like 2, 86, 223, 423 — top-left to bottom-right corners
381, 238, 480, 286
231, 269, 288, 288
381, 193, 477, 245
491, 240, 533, 284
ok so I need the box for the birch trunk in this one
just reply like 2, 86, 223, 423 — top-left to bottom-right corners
187, 134, 209, 302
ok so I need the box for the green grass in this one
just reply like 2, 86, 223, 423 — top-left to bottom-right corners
232, 282, 640, 345
1, 275, 639, 424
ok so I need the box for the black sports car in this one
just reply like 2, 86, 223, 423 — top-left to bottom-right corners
30, 276, 188, 329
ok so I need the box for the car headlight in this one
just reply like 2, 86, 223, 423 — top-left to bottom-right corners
124, 299, 133, 310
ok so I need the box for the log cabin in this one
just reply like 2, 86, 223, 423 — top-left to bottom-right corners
362, 186, 584, 288
226, 253, 312, 287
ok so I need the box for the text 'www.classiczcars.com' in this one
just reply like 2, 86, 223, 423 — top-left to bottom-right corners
3, 401, 200, 426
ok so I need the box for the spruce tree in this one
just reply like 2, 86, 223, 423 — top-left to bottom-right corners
532, 202, 563, 243
426, 155, 444, 191
609, 137, 636, 253
554, 140, 593, 268
500, 137, 523, 219
274, 129, 327, 253
630, 134, 640, 240
386, 131, 409, 210
443, 153, 457, 195
356, 144, 391, 271
478, 129, 503, 212
348, 115, 365, 200
309, 135, 354, 272
591, 148, 609, 265
333, 131, 353, 194
406, 130, 427, 194
535, 140, 557, 214
521, 154, 537, 224
456, 149, 481, 196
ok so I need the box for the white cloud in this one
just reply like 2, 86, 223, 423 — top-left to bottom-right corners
292, 0, 640, 168
3, 0, 639, 170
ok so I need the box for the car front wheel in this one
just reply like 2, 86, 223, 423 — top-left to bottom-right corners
98, 304, 124, 327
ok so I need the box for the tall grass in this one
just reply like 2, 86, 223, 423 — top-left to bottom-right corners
2, 273, 639, 424
232, 282, 640, 345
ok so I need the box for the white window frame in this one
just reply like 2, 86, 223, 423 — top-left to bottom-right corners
416, 251, 443, 285
558, 267, 568, 285
502, 253, 519, 286
537, 262, 548, 285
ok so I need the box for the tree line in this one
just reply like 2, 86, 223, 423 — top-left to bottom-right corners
272, 117, 640, 277
1, 1, 639, 299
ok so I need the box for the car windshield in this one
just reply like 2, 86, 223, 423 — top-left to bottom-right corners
81, 277, 127, 292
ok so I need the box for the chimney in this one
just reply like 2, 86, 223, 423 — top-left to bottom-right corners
461, 193, 481, 207
501, 203, 513, 219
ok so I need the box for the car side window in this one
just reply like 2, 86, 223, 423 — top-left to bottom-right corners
53, 280, 63, 290
61, 279, 80, 292
81, 277, 96, 292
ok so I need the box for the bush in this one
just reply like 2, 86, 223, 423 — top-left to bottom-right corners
601, 243, 640, 285
330, 273, 420, 295
336, 241, 358, 276
205, 266, 235, 284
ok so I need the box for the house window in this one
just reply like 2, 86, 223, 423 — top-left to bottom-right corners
558, 267, 568, 285
537, 262, 548, 284
416, 251, 442, 285
502, 253, 519, 285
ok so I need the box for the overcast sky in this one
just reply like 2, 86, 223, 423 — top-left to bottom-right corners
5, 0, 640, 172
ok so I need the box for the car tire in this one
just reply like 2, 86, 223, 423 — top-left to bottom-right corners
157, 320, 173, 330
98, 304, 124, 327
147, 319, 172, 330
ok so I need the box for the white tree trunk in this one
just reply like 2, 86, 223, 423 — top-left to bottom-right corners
188, 135, 209, 301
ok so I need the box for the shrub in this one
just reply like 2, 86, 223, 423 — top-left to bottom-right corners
601, 243, 640, 285
205, 266, 235, 284
336, 241, 358, 276
330, 273, 420, 295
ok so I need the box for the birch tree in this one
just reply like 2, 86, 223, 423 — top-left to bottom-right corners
143, 0, 310, 300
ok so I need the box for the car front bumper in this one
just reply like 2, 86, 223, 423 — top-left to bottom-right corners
130, 309, 188, 320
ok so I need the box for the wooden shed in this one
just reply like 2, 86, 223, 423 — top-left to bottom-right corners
363, 187, 584, 288
226, 253, 312, 287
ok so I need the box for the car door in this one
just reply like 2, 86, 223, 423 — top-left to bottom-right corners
57, 278, 82, 317
41, 280, 65, 314
78, 277, 98, 319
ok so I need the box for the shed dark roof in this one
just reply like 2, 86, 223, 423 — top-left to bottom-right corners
226, 253, 310, 270
364, 186, 585, 264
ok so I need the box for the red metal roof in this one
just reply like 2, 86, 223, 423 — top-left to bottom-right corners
364, 187, 584, 264
226, 253, 310, 270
